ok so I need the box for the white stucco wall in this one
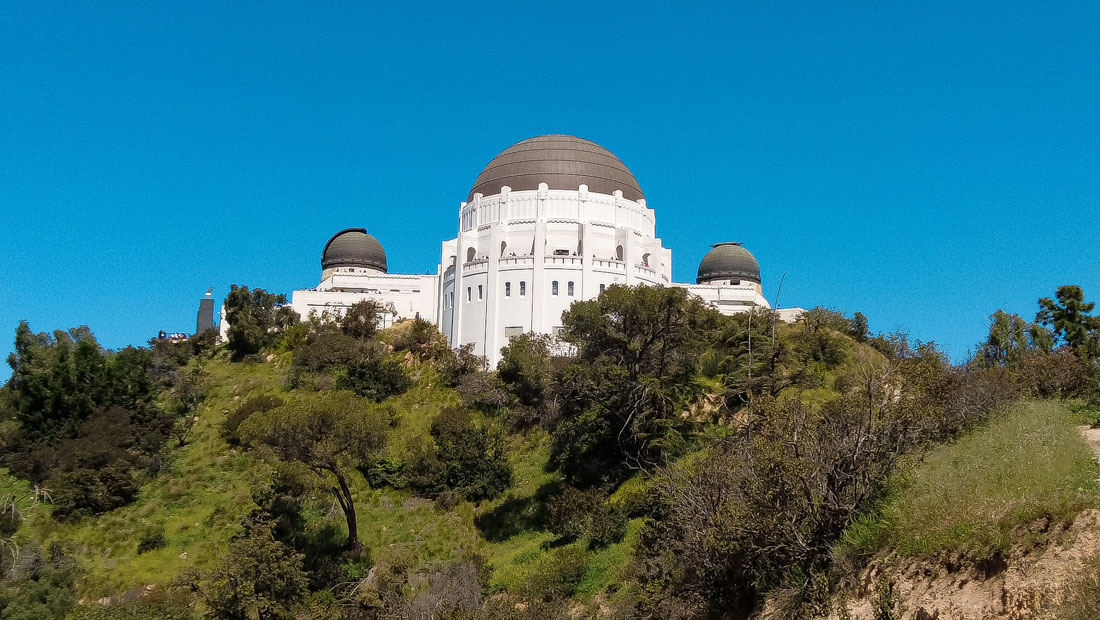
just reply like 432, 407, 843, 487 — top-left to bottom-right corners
290, 271, 439, 327
444, 183, 675, 364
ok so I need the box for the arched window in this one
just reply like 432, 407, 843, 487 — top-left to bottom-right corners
466, 247, 476, 263
567, 281, 575, 296
642, 252, 651, 267
552, 281, 559, 296
615, 245, 624, 261
505, 282, 511, 297
500, 241, 508, 257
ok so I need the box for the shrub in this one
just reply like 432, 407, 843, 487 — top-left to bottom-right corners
1012, 349, 1088, 398
49, 460, 138, 521
337, 356, 410, 402
546, 486, 626, 548
389, 318, 445, 357
585, 503, 627, 549
292, 330, 363, 374
222, 395, 284, 446
523, 546, 588, 601
431, 407, 513, 501
200, 522, 308, 620
363, 456, 404, 489
546, 486, 602, 541
136, 527, 167, 554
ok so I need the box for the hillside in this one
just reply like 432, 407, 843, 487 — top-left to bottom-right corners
1, 354, 643, 604
2, 284, 1099, 619
822, 400, 1100, 619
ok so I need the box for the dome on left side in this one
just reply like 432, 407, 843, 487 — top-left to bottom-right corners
321, 228, 387, 273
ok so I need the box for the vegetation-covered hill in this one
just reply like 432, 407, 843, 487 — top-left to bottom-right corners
1, 284, 1099, 619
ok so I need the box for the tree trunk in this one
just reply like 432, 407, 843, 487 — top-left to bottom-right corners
330, 468, 363, 554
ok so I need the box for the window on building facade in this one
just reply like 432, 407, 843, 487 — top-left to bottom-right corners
505, 282, 511, 297
552, 281, 559, 296
520, 281, 526, 296
599, 283, 605, 294
478, 285, 483, 300
567, 281, 575, 296
466, 287, 471, 302
504, 326, 524, 339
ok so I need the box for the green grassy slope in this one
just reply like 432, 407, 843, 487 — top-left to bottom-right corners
842, 400, 1100, 558
3, 356, 641, 603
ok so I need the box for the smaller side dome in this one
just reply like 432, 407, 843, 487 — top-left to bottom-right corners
321, 228, 387, 273
697, 242, 760, 284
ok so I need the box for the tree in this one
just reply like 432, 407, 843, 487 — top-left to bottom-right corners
172, 363, 209, 446
849, 311, 870, 342
340, 299, 383, 341
981, 310, 1052, 367
200, 521, 308, 620
240, 392, 389, 553
498, 333, 557, 411
1037, 285, 1100, 357
550, 285, 720, 487
223, 285, 299, 360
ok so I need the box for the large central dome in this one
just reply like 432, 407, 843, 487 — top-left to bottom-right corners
468, 134, 643, 202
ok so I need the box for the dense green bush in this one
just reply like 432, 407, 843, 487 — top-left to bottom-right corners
522, 546, 588, 601
406, 407, 513, 501
337, 356, 410, 401
545, 486, 625, 547
200, 522, 308, 620
136, 526, 167, 554
363, 455, 405, 489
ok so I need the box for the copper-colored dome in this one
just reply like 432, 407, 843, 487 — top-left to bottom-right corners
468, 134, 643, 202
321, 228, 387, 273
697, 243, 761, 284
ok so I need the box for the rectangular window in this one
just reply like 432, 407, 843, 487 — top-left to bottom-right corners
478, 285, 483, 300
505, 282, 511, 297
552, 281, 559, 296
599, 283, 605, 294
520, 281, 526, 296
567, 281, 575, 296
504, 326, 524, 339
466, 287, 471, 302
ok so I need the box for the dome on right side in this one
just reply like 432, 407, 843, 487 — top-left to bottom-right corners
697, 242, 760, 285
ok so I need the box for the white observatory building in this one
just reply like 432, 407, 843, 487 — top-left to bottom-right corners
287, 134, 778, 365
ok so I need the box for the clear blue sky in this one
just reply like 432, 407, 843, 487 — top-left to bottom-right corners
2, 2, 1098, 380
